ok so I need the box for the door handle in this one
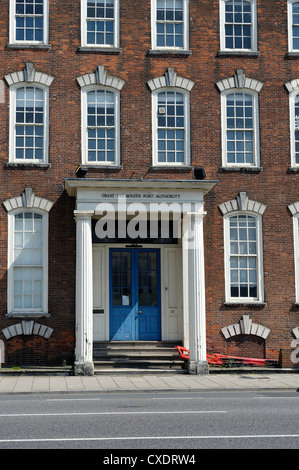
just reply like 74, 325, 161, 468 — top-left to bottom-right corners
137, 310, 142, 314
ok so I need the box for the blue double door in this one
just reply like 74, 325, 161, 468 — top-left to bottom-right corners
110, 249, 161, 341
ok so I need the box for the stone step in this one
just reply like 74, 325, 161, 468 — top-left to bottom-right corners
94, 359, 186, 371
94, 366, 188, 376
93, 341, 185, 373
93, 349, 180, 357
93, 341, 181, 350
93, 341, 182, 357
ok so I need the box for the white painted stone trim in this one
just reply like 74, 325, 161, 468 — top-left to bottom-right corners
221, 315, 271, 340
147, 67, 194, 91
3, 188, 54, 213
74, 210, 94, 375
285, 79, 299, 94
288, 201, 299, 215
219, 192, 267, 215
216, 69, 263, 92
292, 326, 299, 339
4, 63, 54, 87
2, 321, 53, 340
77, 66, 125, 90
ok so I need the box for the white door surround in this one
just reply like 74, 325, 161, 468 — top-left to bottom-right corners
65, 178, 217, 375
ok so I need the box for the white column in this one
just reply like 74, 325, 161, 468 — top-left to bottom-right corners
183, 209, 208, 375
74, 210, 94, 375
182, 215, 190, 350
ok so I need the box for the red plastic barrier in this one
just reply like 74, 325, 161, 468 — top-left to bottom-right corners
175, 346, 267, 366
175, 345, 189, 359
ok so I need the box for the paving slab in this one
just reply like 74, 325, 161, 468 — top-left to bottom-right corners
31, 377, 50, 392
13, 376, 34, 393
49, 377, 68, 392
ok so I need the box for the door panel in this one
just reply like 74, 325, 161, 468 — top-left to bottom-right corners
164, 247, 183, 340
110, 249, 161, 341
110, 250, 133, 340
137, 251, 160, 340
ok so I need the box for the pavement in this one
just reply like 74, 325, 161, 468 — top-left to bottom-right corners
0, 368, 298, 394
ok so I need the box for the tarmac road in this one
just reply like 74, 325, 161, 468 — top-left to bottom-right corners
0, 390, 298, 450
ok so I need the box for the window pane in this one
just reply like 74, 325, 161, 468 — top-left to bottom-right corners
229, 214, 258, 299
86, 0, 115, 45
157, 91, 185, 164
15, 0, 44, 42
87, 89, 116, 163
13, 212, 43, 310
225, 93, 254, 165
15, 87, 44, 161
224, 0, 252, 50
156, 0, 184, 48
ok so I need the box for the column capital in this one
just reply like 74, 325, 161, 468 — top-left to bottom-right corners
74, 210, 94, 221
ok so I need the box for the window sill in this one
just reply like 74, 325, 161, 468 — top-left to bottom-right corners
149, 165, 194, 171
147, 49, 192, 57
223, 301, 267, 308
5, 163, 51, 169
5, 312, 51, 319
6, 43, 51, 50
80, 165, 123, 171
219, 166, 263, 174
77, 47, 122, 54
217, 50, 261, 57
287, 167, 299, 173
286, 52, 299, 58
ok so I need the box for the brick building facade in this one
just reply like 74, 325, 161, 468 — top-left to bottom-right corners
0, 0, 299, 374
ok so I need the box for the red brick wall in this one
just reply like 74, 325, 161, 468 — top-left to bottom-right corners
0, 1, 297, 365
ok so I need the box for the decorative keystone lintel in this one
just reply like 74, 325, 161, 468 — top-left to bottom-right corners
147, 67, 195, 92
2, 321, 53, 340
77, 65, 125, 90
216, 69, 263, 93
4, 62, 54, 87
221, 315, 271, 340
219, 192, 267, 215
3, 188, 54, 213
292, 327, 299, 339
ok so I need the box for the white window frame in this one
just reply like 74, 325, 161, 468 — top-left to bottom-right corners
151, 0, 189, 51
81, 0, 119, 49
9, 0, 49, 46
7, 208, 49, 316
221, 88, 260, 168
288, 0, 299, 52
152, 87, 190, 167
219, 0, 257, 52
224, 211, 264, 304
9, 82, 50, 164
293, 215, 299, 302
289, 90, 299, 167
81, 84, 121, 166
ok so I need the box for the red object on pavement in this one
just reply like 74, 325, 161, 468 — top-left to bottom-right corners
175, 346, 267, 366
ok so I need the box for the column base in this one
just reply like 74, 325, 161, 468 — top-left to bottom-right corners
187, 360, 209, 375
74, 361, 94, 376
